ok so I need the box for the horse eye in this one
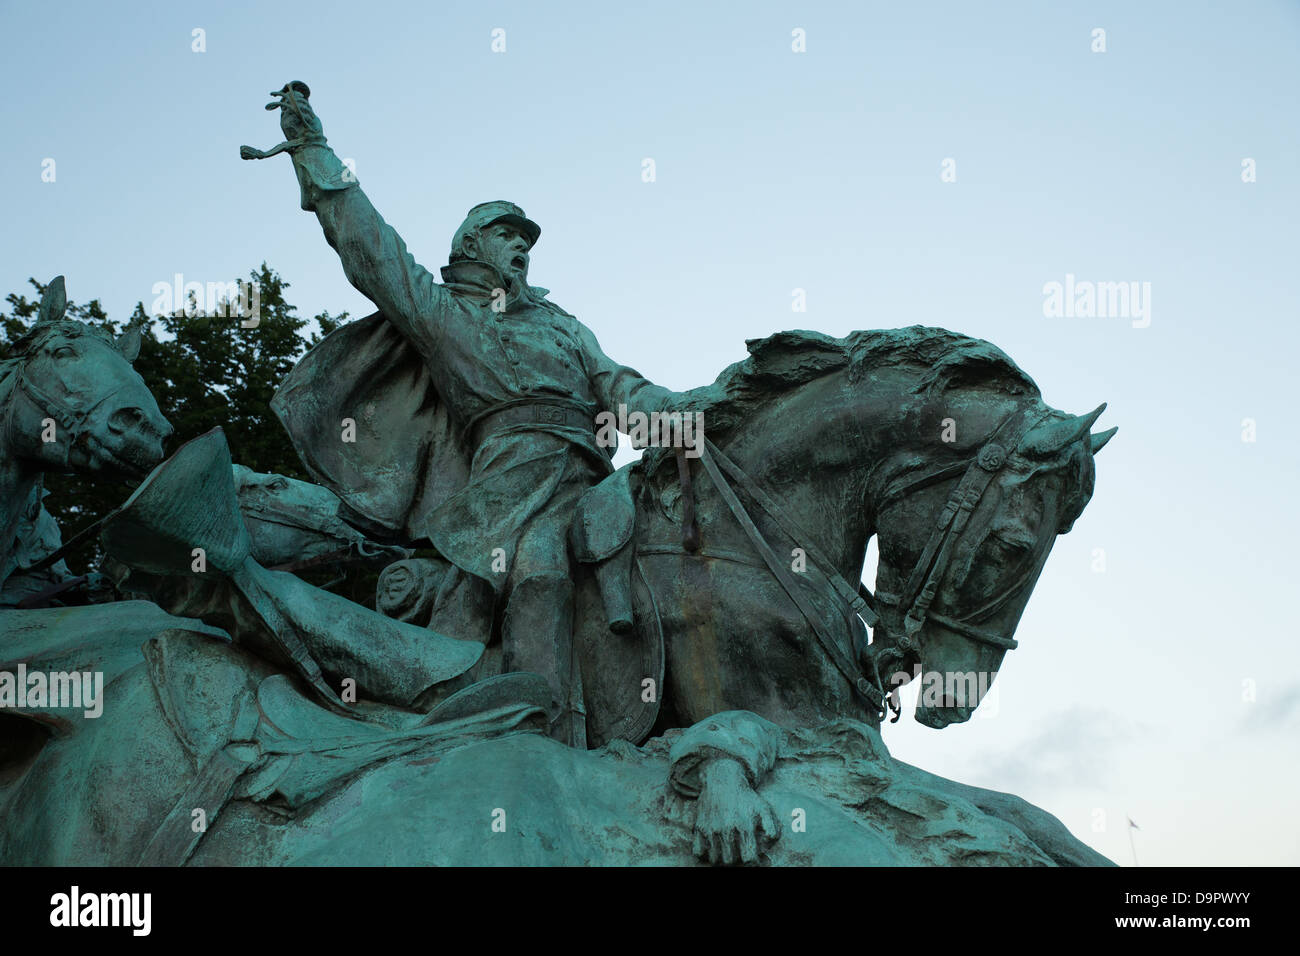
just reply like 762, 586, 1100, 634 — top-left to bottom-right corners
52, 345, 75, 359
997, 531, 1036, 554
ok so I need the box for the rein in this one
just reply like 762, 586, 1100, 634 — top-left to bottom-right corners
865, 406, 1054, 718
695, 437, 887, 718
686, 405, 1049, 724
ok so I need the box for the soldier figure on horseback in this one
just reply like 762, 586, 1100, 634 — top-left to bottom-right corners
256, 83, 710, 746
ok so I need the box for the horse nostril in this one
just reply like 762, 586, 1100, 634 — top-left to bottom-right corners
107, 406, 145, 434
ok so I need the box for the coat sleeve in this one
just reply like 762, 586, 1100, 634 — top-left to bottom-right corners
290, 144, 446, 362
667, 710, 784, 798
575, 320, 718, 424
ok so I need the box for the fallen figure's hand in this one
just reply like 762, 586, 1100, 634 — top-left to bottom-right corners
689, 756, 781, 865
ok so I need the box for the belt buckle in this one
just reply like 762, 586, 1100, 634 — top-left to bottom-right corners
543, 406, 564, 424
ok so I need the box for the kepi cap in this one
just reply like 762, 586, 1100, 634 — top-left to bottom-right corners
451, 201, 540, 259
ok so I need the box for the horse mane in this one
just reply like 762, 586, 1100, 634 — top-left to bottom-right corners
0, 357, 23, 410
5, 318, 116, 359
1, 318, 125, 404
697, 326, 1041, 442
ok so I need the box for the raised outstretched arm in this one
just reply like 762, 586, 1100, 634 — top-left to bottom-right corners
260, 84, 446, 359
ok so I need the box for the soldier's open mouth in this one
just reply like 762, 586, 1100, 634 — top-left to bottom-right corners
511, 256, 527, 272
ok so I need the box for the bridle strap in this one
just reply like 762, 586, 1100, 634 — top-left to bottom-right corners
876, 460, 969, 513
704, 438, 877, 628
14, 362, 132, 448
873, 589, 1019, 651
672, 408, 1048, 717
885, 407, 1046, 653
696, 438, 885, 716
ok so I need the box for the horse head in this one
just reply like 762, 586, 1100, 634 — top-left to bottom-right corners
2, 277, 171, 481
638, 327, 1114, 735
869, 393, 1116, 729
232, 464, 411, 569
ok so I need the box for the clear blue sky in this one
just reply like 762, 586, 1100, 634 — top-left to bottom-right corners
3, 0, 1297, 865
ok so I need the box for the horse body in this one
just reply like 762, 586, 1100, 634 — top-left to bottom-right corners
629, 368, 875, 734
587, 328, 1111, 738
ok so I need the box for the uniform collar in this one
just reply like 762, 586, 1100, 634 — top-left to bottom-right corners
439, 259, 550, 302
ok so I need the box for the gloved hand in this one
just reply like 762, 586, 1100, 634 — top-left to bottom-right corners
267, 81, 325, 144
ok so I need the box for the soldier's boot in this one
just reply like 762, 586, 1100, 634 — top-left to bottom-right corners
501, 572, 586, 748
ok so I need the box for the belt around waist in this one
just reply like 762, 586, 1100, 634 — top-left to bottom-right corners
468, 401, 597, 447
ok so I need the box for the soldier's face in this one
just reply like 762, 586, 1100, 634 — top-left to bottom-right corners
471, 223, 530, 285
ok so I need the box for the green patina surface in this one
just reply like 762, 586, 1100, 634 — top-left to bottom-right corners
0, 85, 1117, 866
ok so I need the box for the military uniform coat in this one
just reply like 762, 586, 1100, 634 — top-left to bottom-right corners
272, 144, 696, 591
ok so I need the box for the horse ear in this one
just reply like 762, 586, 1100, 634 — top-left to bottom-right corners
37, 276, 67, 325
1090, 427, 1118, 455
118, 314, 145, 363
1021, 403, 1106, 457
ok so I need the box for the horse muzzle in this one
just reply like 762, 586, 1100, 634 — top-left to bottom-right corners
914, 703, 974, 729
83, 401, 173, 480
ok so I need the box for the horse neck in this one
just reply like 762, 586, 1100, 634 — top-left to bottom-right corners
0, 362, 49, 578
0, 435, 42, 586
716, 368, 876, 582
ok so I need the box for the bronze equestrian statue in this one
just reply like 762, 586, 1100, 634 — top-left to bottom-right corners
0, 82, 1118, 865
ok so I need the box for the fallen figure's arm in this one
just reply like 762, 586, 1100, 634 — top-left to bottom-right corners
661, 708, 1113, 867
664, 710, 784, 865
